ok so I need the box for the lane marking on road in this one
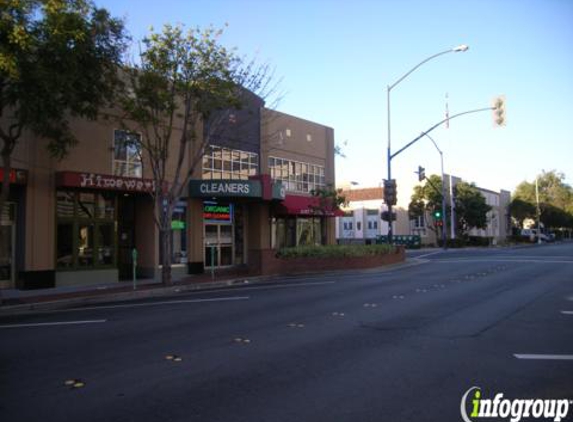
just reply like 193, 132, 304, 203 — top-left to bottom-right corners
561, 311, 573, 315
0, 319, 106, 329
415, 251, 442, 259
514, 354, 573, 361
433, 258, 573, 264
51, 296, 250, 313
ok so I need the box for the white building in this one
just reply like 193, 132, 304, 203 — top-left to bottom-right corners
410, 174, 511, 245
335, 186, 409, 244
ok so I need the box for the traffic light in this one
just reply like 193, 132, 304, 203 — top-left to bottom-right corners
492, 95, 506, 127
417, 166, 425, 182
381, 211, 397, 222
383, 179, 397, 206
433, 209, 442, 224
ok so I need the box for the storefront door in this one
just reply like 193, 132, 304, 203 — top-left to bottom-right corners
117, 195, 136, 280
204, 224, 234, 268
0, 203, 16, 288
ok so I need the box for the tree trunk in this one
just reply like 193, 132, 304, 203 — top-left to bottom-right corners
160, 226, 173, 286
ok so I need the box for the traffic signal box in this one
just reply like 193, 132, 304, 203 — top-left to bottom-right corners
383, 179, 397, 206
492, 95, 506, 127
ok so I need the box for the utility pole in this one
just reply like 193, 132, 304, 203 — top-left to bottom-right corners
535, 176, 542, 244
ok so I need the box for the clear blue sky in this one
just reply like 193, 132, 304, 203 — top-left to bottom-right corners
97, 0, 573, 205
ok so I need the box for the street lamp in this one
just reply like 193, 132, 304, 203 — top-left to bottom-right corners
386, 45, 468, 243
421, 132, 447, 249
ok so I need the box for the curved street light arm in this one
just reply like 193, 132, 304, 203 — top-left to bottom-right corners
388, 49, 456, 92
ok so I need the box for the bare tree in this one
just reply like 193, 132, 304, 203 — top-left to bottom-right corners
120, 24, 275, 285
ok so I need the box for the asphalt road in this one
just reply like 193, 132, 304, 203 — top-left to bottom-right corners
1, 243, 572, 422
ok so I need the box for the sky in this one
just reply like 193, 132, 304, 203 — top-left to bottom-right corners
97, 0, 573, 206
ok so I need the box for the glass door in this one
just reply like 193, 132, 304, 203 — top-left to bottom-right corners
204, 223, 234, 268
0, 203, 16, 288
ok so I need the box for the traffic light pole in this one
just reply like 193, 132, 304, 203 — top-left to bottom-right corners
387, 105, 494, 244
387, 87, 394, 244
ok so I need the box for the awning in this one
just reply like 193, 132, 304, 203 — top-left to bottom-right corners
56, 171, 156, 193
273, 194, 344, 217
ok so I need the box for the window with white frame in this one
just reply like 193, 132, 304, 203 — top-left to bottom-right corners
113, 130, 142, 178
202, 145, 258, 180
413, 215, 425, 228
268, 156, 325, 194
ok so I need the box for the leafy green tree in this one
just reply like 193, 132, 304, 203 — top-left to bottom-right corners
120, 24, 273, 286
0, 0, 127, 211
454, 182, 491, 236
408, 174, 443, 233
509, 198, 536, 228
512, 170, 573, 230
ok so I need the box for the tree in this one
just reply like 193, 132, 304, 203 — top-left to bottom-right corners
120, 24, 274, 286
509, 198, 536, 228
0, 0, 127, 212
454, 182, 491, 236
407, 174, 444, 233
512, 170, 573, 230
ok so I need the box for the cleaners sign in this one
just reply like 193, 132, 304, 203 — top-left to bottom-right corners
189, 180, 262, 198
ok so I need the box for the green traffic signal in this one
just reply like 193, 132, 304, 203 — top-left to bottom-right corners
433, 210, 442, 219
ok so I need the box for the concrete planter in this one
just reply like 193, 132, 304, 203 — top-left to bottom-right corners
249, 246, 405, 276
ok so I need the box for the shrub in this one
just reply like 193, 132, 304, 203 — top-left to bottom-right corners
276, 244, 396, 259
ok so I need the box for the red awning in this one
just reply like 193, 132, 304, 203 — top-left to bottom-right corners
273, 194, 344, 217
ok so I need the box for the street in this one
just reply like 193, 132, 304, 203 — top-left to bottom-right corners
1, 243, 572, 422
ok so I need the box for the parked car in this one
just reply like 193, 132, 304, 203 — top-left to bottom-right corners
521, 228, 550, 242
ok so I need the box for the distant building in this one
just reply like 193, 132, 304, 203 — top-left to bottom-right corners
335, 185, 409, 244
409, 175, 511, 245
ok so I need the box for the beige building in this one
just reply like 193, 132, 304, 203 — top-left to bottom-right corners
0, 98, 338, 290
335, 185, 409, 244
409, 174, 511, 245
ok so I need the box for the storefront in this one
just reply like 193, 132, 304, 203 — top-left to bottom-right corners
188, 177, 284, 272
55, 171, 157, 285
271, 194, 342, 249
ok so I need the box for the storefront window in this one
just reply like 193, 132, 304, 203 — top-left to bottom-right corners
272, 217, 323, 248
171, 202, 187, 264
77, 192, 95, 219
55, 190, 116, 270
57, 191, 75, 217
78, 223, 94, 266
96, 192, 115, 219
96, 224, 114, 265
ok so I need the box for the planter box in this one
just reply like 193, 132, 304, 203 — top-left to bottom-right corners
249, 246, 405, 276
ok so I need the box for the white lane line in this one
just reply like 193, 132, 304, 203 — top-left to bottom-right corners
0, 319, 106, 329
514, 354, 573, 361
561, 311, 573, 315
59, 296, 250, 312
415, 251, 442, 259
